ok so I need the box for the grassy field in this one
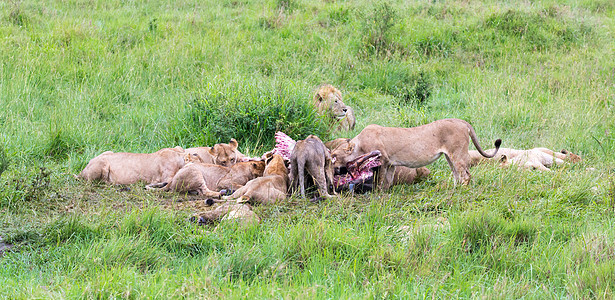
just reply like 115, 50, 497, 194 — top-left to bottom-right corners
1, 0, 614, 298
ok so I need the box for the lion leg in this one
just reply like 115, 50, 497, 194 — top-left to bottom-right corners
307, 163, 331, 198
444, 154, 462, 185
324, 157, 336, 195
447, 151, 472, 185
298, 159, 307, 198
289, 159, 299, 194
384, 165, 396, 190
198, 186, 223, 198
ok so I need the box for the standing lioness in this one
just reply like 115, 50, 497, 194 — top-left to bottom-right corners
331, 119, 501, 189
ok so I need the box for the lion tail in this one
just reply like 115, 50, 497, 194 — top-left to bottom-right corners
467, 123, 502, 158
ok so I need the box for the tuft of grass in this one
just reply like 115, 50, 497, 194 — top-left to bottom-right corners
43, 130, 83, 161
358, 62, 433, 106
359, 1, 401, 57
0, 145, 8, 178
7, 1, 28, 28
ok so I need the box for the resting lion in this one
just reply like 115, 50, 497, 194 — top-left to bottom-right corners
330, 119, 502, 189
222, 154, 289, 205
469, 147, 581, 171
78, 146, 196, 185
312, 84, 356, 131
155, 161, 265, 198
185, 139, 245, 167
194, 203, 260, 226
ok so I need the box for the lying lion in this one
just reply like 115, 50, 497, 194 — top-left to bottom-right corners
78, 146, 198, 185
222, 154, 289, 205
312, 84, 356, 131
151, 161, 265, 198
193, 202, 260, 226
469, 147, 581, 171
290, 135, 335, 199
330, 119, 502, 189
185, 138, 245, 167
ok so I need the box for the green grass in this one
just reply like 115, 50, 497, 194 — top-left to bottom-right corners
1, 0, 614, 298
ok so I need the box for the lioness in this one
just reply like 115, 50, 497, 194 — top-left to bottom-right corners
157, 161, 265, 198
194, 203, 260, 226
79, 146, 192, 185
468, 147, 581, 170
325, 138, 431, 191
222, 154, 289, 205
185, 139, 245, 167
312, 84, 356, 131
331, 119, 502, 189
290, 135, 335, 199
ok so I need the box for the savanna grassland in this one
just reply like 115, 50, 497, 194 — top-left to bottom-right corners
1, 0, 614, 298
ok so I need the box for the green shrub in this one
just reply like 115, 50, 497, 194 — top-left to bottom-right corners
174, 82, 330, 152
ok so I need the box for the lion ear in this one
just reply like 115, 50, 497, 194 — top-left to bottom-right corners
500, 155, 508, 163
208, 146, 217, 156
229, 139, 238, 149
345, 142, 355, 154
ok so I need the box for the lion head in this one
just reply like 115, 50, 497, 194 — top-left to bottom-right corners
209, 139, 241, 167
312, 84, 357, 131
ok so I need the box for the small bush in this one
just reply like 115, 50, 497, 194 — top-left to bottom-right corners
414, 35, 452, 57
174, 82, 330, 151
328, 4, 351, 25
276, 0, 297, 13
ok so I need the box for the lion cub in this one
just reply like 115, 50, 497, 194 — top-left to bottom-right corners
153, 161, 265, 198
222, 154, 289, 205
290, 135, 335, 199
185, 139, 245, 167
194, 203, 260, 226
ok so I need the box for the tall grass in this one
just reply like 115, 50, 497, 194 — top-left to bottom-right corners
0, 0, 614, 297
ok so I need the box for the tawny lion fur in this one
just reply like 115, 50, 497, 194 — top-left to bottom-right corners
469, 147, 581, 171
195, 203, 260, 226
185, 139, 245, 167
330, 119, 501, 189
222, 154, 289, 205
79, 146, 196, 185
159, 161, 265, 198
312, 84, 356, 131
290, 135, 335, 199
